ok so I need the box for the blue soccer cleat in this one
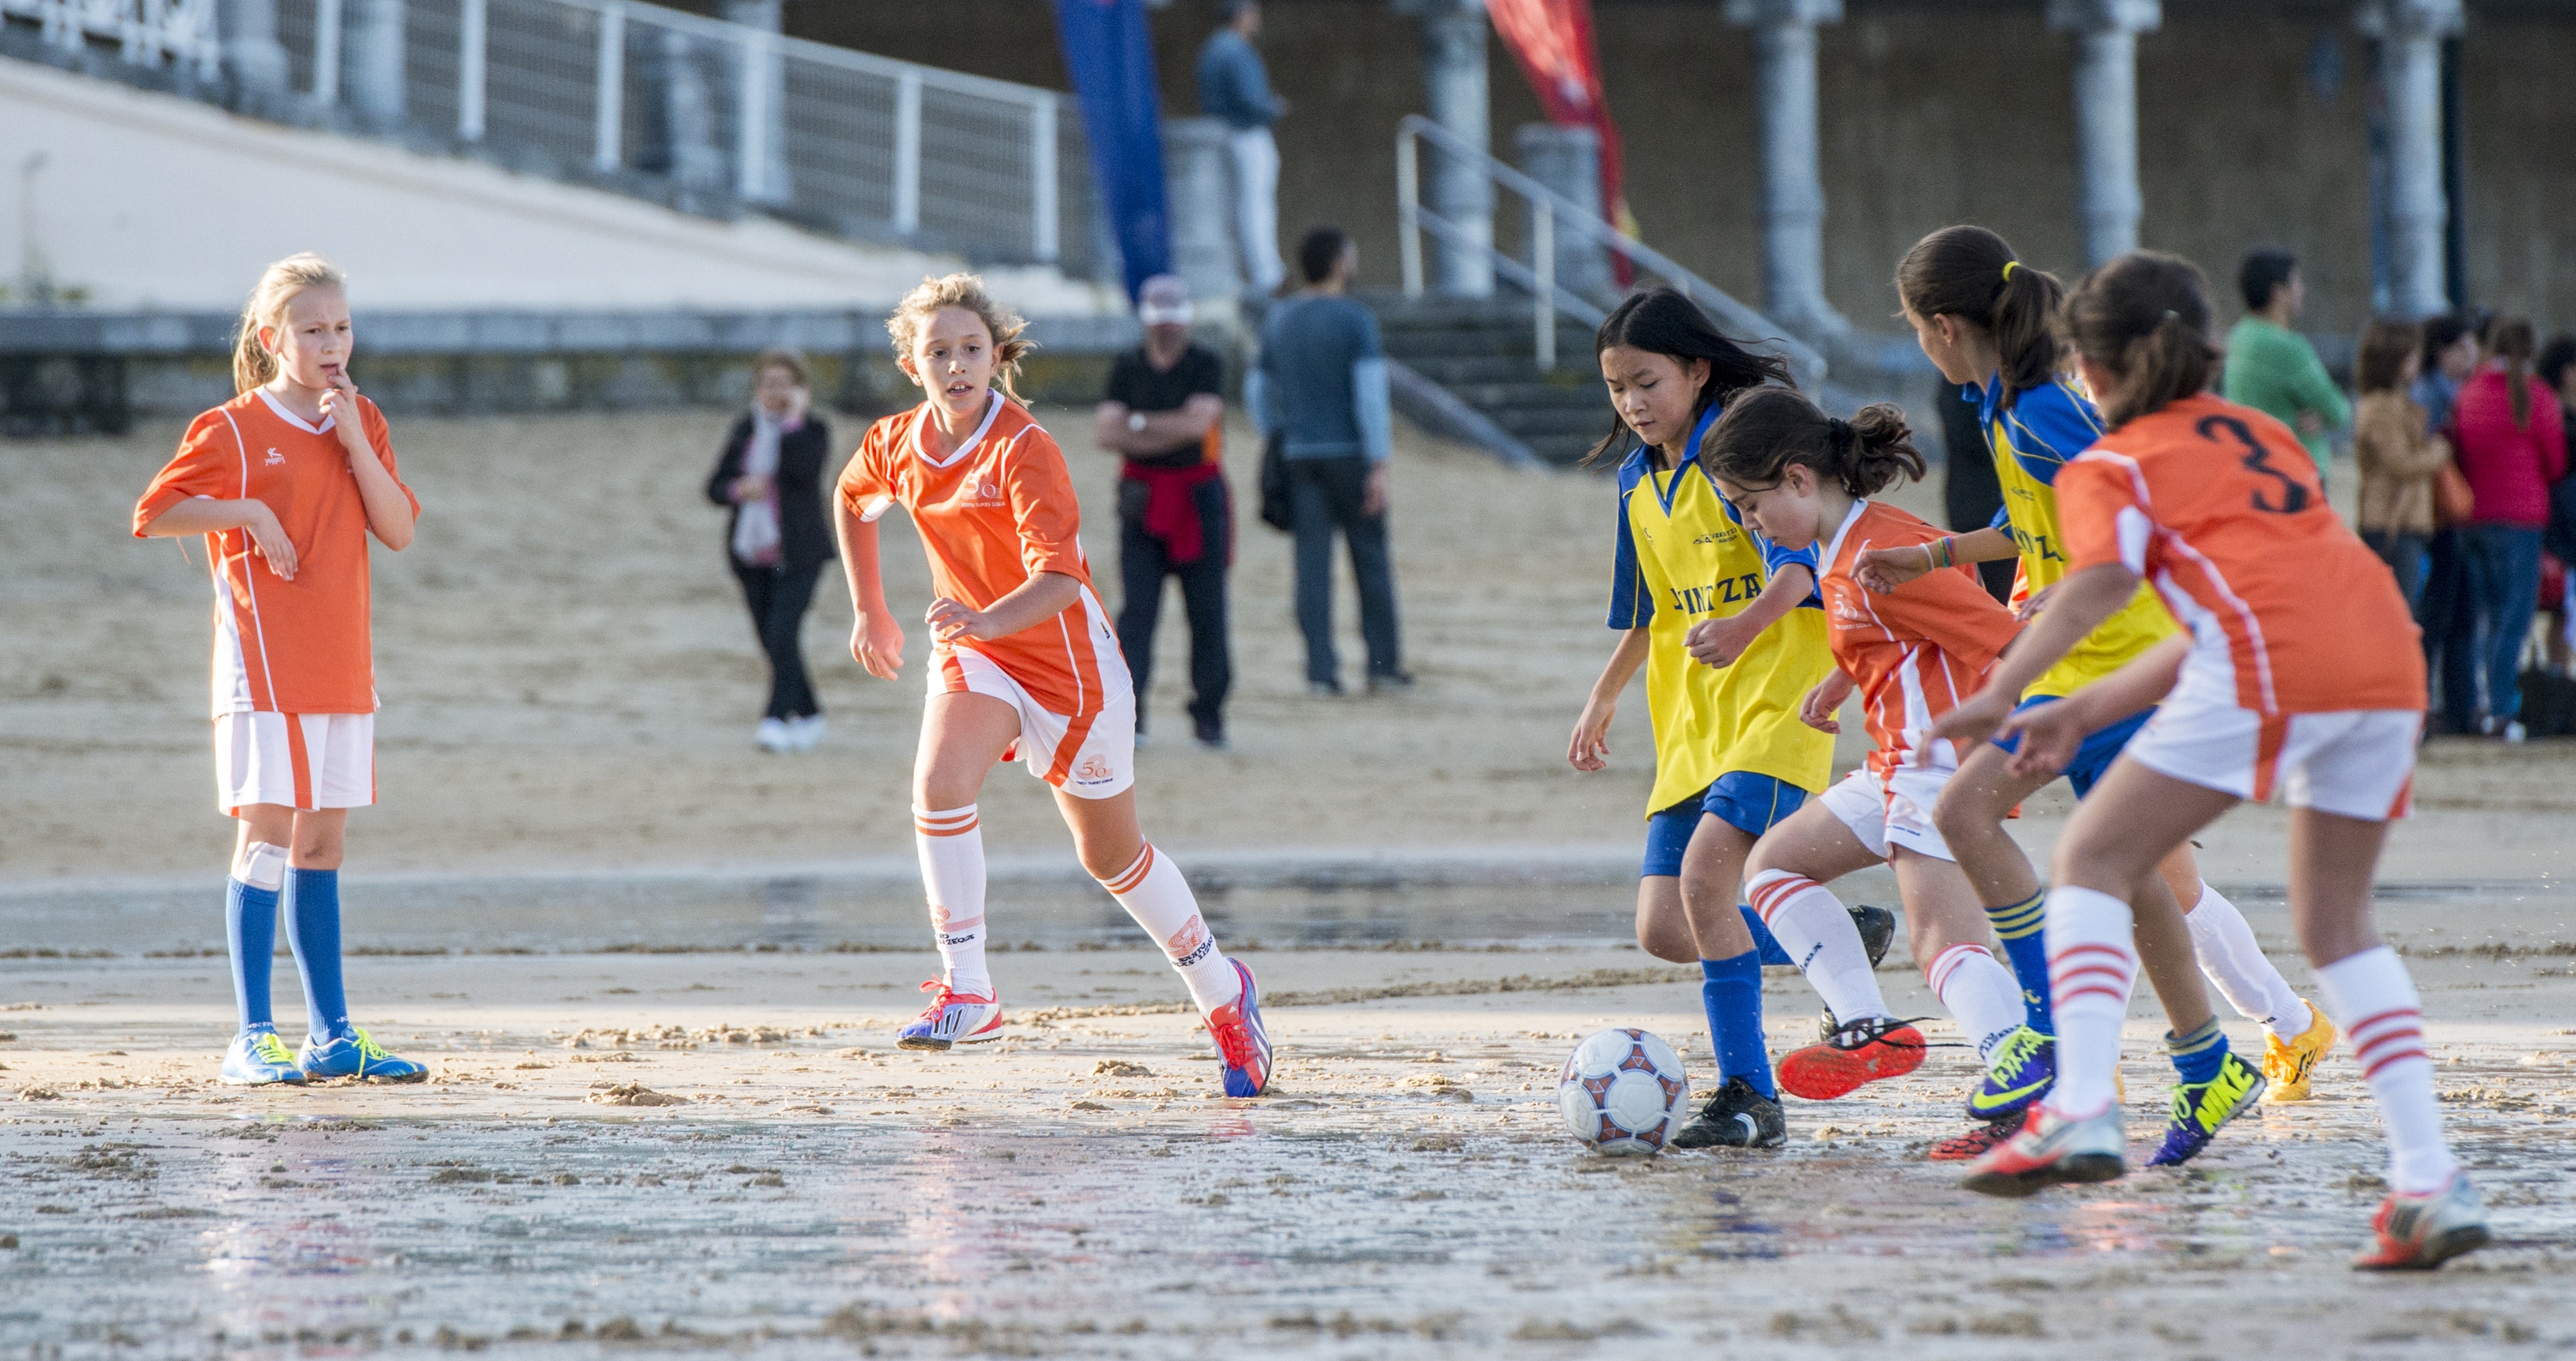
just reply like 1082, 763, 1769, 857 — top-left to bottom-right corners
222, 1029, 309, 1086
895, 980, 1004, 1051
2148, 1049, 2265, 1166
297, 1029, 428, 1083
1205, 958, 1273, 1097
1966, 1025, 2057, 1123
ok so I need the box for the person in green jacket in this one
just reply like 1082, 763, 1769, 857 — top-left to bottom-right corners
2223, 248, 2352, 483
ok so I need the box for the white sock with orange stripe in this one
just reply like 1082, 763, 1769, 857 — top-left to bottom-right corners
2040, 886, 2138, 1118
1744, 869, 1888, 1026
2318, 945, 2458, 1194
2182, 880, 2308, 1039
1098, 843, 1241, 1014
913, 805, 991, 997
1926, 942, 2026, 1061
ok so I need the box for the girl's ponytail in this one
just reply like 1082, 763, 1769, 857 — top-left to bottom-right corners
233, 252, 348, 395
1701, 387, 1924, 498
2061, 252, 2221, 428
2491, 318, 2537, 428
1895, 226, 2065, 407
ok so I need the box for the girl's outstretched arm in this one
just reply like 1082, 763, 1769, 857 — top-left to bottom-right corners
835, 497, 903, 678
1992, 635, 2189, 778
1930, 561, 2141, 745
1570, 628, 1651, 771
1685, 563, 1814, 668
1851, 526, 2014, 593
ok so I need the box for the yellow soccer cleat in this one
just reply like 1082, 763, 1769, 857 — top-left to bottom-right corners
2261, 1000, 2338, 1103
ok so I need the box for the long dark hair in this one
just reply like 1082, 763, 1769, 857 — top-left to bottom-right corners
1700, 387, 1926, 498
2491, 318, 2537, 428
2061, 251, 2221, 428
1585, 287, 1794, 467
1896, 225, 2065, 410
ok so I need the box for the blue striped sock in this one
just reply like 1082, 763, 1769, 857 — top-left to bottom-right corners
1737, 905, 1793, 967
283, 868, 351, 1042
1984, 889, 2053, 1036
2168, 1017, 2229, 1085
1700, 951, 1774, 1099
224, 878, 278, 1033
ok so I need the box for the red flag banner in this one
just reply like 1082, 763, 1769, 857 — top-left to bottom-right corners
1485, 0, 1636, 278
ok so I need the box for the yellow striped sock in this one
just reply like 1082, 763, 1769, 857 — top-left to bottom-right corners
1984, 890, 2047, 941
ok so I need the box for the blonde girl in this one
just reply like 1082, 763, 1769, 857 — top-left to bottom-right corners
834, 273, 1272, 1094
133, 253, 428, 1085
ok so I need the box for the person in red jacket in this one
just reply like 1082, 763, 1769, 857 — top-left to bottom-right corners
2449, 319, 2569, 740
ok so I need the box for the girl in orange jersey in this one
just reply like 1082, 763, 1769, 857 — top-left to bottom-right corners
1939, 253, 2483, 1270
833, 274, 1270, 1096
1687, 391, 2037, 1121
133, 253, 428, 1086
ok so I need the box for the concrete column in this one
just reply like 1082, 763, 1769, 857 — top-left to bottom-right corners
2360, 0, 2462, 318
720, 0, 793, 205
1724, 0, 1844, 337
1402, 0, 1495, 298
216, 0, 291, 104
1163, 118, 1246, 315
2048, 0, 2159, 268
344, 0, 406, 131
1512, 123, 1614, 303
643, 27, 726, 193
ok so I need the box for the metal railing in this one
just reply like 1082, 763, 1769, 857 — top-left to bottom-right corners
1395, 114, 1822, 388
7, 0, 1095, 274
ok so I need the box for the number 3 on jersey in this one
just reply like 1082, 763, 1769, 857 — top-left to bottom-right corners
2199, 414, 2310, 515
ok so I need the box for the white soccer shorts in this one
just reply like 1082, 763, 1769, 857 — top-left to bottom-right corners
1819, 761, 1959, 863
2122, 693, 2419, 822
937, 648, 1136, 801
214, 711, 375, 815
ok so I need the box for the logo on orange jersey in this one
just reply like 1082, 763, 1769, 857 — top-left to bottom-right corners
963, 474, 1006, 507
1163, 914, 1214, 968
1074, 754, 1115, 783
264, 447, 285, 466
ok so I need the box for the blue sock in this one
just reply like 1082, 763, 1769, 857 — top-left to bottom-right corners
1984, 890, 2054, 1036
1699, 951, 1774, 1099
224, 878, 279, 1033
1737, 905, 1794, 967
2168, 1017, 2229, 1085
283, 867, 351, 1042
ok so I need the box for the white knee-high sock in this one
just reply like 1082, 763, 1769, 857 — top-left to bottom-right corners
2043, 886, 2138, 1118
1746, 869, 1888, 1025
2183, 881, 2309, 1040
1100, 844, 1242, 1014
2318, 946, 2458, 1194
914, 805, 990, 996
1927, 943, 2026, 1061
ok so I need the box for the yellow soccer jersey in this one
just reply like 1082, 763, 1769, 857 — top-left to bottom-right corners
1609, 425, 1836, 814
1977, 375, 2178, 700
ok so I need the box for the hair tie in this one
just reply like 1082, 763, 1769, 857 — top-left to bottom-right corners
2002, 261, 2020, 282
1826, 416, 1854, 445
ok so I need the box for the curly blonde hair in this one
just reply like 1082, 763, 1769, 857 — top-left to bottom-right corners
234, 252, 348, 395
886, 272, 1032, 402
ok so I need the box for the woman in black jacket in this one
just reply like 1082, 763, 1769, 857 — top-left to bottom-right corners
706, 349, 836, 751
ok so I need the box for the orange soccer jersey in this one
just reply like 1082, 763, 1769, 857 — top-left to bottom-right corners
838, 395, 1115, 718
2056, 393, 2426, 715
132, 390, 418, 715
1819, 499, 2023, 775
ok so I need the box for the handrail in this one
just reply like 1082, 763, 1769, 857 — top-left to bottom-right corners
1395, 113, 1824, 388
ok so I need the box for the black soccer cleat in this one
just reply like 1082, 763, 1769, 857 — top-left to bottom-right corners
1670, 1076, 1788, 1150
1819, 904, 1900, 1039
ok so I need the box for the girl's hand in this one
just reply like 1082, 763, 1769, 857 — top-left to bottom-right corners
2014, 581, 2061, 623
925, 597, 990, 645
1851, 543, 1934, 594
1993, 698, 2087, 779
852, 612, 904, 679
1929, 686, 2017, 748
319, 371, 369, 457
1567, 696, 1616, 771
1685, 614, 1761, 669
246, 500, 298, 580
1798, 671, 1853, 733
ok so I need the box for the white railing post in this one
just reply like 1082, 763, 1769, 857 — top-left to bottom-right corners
1532, 201, 1554, 371
313, 0, 343, 102
593, 2, 625, 173
735, 25, 769, 199
1396, 128, 1422, 300
1030, 95, 1058, 263
457, 0, 485, 142
891, 68, 921, 234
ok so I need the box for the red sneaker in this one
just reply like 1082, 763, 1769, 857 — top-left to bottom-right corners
1776, 1015, 1926, 1101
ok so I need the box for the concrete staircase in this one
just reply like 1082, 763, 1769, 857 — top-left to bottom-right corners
1369, 296, 1610, 468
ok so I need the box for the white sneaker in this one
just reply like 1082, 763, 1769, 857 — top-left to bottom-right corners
2502, 720, 2527, 744
788, 714, 827, 750
755, 717, 793, 752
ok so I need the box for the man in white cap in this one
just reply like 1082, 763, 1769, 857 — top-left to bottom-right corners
1095, 274, 1236, 749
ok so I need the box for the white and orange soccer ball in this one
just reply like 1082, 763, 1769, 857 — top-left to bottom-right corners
1556, 1027, 1688, 1156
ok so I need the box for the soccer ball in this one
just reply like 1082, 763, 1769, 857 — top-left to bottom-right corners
1556, 1027, 1688, 1156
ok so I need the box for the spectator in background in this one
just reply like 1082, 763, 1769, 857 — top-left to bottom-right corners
1197, 0, 1288, 295
2351, 318, 2448, 613
2450, 318, 2568, 740
1095, 275, 1235, 750
706, 349, 835, 752
2537, 334, 2576, 675
1252, 227, 1408, 695
2415, 313, 2480, 433
2222, 247, 2349, 485
2414, 312, 2482, 732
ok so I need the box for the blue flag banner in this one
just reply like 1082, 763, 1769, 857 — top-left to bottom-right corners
1052, 0, 1170, 300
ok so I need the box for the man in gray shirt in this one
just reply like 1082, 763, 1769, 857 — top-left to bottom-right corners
1251, 227, 1407, 694
1195, 0, 1288, 294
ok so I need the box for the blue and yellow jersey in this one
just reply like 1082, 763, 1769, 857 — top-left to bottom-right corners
1608, 405, 1837, 814
1975, 374, 2179, 700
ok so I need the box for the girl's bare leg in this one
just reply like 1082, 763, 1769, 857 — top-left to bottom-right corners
1677, 819, 1758, 961
1634, 877, 1698, 963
